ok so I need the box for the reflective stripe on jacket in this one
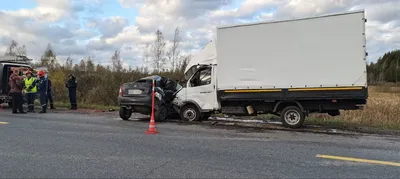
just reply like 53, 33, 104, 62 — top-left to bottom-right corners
24, 77, 37, 93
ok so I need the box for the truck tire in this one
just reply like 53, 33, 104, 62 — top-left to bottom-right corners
119, 107, 132, 121
280, 106, 305, 128
180, 104, 200, 122
155, 105, 168, 122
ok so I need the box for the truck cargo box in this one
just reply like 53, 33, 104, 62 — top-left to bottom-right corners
216, 10, 367, 90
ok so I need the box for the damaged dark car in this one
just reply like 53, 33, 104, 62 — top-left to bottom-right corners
118, 75, 182, 121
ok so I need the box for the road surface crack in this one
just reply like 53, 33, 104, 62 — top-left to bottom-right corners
143, 160, 170, 178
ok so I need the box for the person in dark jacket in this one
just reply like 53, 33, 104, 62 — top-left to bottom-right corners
46, 76, 55, 109
9, 68, 26, 114
65, 73, 77, 110
37, 70, 48, 113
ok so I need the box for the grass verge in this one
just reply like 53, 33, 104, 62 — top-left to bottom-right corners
307, 85, 400, 131
34, 101, 119, 111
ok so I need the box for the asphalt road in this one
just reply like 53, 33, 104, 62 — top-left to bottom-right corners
0, 109, 400, 178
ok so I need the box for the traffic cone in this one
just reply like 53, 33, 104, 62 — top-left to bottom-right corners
145, 115, 158, 134
145, 78, 158, 134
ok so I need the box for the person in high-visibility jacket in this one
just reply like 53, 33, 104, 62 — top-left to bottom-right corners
24, 70, 37, 112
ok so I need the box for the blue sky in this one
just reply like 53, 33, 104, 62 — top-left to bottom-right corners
1, 0, 37, 10
0, 0, 399, 69
1, 0, 138, 19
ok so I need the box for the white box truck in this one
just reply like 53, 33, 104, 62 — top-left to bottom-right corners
172, 10, 368, 128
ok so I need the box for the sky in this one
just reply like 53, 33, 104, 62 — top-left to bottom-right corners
0, 0, 399, 69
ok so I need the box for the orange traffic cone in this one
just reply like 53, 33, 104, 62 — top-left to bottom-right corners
145, 115, 158, 134
145, 78, 158, 134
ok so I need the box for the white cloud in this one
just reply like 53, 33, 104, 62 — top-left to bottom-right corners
0, 0, 399, 70
88, 16, 129, 38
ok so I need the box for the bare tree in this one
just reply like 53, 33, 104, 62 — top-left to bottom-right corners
86, 56, 95, 72
16, 45, 27, 56
5, 40, 19, 56
151, 29, 166, 72
177, 54, 191, 73
40, 43, 57, 69
140, 44, 151, 74
78, 59, 87, 72
64, 56, 73, 70
111, 50, 123, 72
167, 27, 181, 72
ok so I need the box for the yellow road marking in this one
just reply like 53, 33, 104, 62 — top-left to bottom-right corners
316, 154, 400, 167
0, 122, 9, 125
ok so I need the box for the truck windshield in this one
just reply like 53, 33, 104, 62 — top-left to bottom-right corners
180, 65, 211, 87
179, 65, 198, 86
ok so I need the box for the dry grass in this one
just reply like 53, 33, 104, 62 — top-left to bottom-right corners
34, 100, 119, 111
309, 85, 400, 130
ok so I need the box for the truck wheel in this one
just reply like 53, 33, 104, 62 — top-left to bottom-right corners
280, 106, 305, 128
155, 105, 168, 122
180, 105, 200, 122
119, 107, 132, 121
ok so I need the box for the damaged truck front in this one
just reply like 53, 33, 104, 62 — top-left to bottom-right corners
172, 10, 368, 128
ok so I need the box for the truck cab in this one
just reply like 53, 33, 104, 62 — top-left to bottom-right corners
173, 64, 219, 121
173, 41, 220, 121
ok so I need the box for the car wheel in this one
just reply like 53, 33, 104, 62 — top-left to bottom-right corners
119, 107, 132, 121
280, 106, 305, 128
180, 104, 200, 122
155, 105, 168, 122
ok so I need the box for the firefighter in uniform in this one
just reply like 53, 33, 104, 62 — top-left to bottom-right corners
24, 70, 37, 112
37, 70, 48, 113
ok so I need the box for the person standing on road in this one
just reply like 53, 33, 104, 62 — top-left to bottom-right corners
65, 73, 77, 110
37, 70, 48, 113
46, 75, 55, 109
9, 68, 26, 114
23, 70, 37, 112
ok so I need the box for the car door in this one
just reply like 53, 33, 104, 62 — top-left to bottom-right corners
185, 66, 216, 111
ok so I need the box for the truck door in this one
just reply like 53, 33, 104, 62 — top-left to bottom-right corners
186, 66, 216, 111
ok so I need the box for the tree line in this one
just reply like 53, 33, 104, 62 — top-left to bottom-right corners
4, 27, 190, 106
367, 49, 400, 84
